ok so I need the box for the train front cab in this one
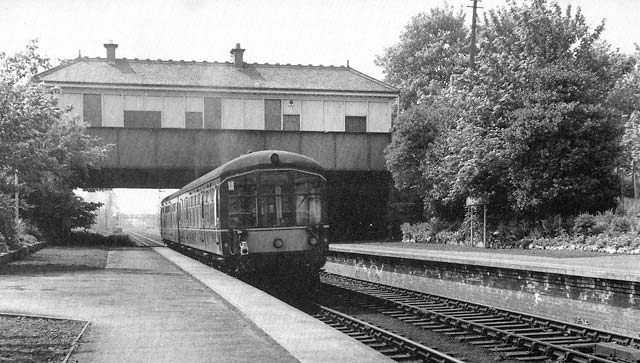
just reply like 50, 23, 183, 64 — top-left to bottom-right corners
220, 168, 329, 278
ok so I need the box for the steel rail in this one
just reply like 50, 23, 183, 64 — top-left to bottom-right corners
127, 231, 164, 247
322, 273, 627, 363
316, 304, 466, 363
324, 272, 640, 349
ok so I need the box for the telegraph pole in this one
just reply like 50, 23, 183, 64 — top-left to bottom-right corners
468, 0, 481, 67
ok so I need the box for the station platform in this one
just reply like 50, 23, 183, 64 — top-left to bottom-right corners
0, 246, 393, 363
329, 242, 640, 282
326, 242, 640, 336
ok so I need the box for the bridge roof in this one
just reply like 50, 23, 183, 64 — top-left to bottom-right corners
37, 58, 398, 95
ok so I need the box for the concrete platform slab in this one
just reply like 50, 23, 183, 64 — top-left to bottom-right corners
154, 247, 394, 363
0, 246, 392, 363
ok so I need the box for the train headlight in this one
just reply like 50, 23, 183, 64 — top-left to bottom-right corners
270, 153, 280, 164
240, 242, 249, 255
308, 236, 318, 246
273, 238, 284, 249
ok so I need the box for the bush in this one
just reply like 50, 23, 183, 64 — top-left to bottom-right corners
401, 222, 433, 243
610, 216, 632, 233
57, 231, 135, 247
573, 213, 597, 236
527, 232, 640, 253
434, 230, 465, 244
401, 218, 456, 243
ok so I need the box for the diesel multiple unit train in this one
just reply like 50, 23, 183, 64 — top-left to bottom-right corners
160, 150, 329, 287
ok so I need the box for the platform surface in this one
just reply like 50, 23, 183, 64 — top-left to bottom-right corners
330, 242, 640, 282
0, 246, 393, 363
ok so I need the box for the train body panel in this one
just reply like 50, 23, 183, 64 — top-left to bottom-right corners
160, 150, 328, 285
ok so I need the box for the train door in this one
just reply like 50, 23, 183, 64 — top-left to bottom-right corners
213, 185, 222, 255
177, 199, 181, 244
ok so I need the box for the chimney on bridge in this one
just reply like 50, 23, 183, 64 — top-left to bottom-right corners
104, 41, 118, 64
230, 43, 245, 68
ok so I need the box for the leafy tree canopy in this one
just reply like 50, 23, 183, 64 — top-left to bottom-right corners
384, 0, 634, 223
609, 48, 640, 164
0, 40, 109, 243
376, 4, 469, 109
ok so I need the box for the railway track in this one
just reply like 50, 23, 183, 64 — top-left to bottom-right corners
314, 304, 465, 363
127, 231, 165, 247
319, 272, 640, 363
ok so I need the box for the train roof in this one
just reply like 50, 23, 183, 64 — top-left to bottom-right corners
162, 150, 324, 203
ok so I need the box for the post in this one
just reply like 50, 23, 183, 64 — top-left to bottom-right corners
469, 0, 479, 67
14, 172, 19, 228
483, 204, 487, 248
619, 167, 625, 213
633, 159, 638, 216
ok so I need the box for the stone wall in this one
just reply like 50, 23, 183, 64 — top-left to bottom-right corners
326, 252, 640, 336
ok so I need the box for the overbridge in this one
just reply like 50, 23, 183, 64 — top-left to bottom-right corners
39, 42, 399, 240
87, 128, 390, 188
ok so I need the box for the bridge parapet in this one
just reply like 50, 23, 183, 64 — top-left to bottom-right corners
90, 127, 389, 173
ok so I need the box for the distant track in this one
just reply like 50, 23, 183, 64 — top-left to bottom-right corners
127, 231, 165, 247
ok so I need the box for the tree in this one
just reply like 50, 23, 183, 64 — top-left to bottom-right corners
609, 48, 640, 164
385, 0, 633, 224
376, 5, 469, 110
0, 40, 108, 243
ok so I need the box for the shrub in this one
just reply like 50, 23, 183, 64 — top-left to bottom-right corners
401, 217, 454, 243
610, 216, 632, 233
434, 230, 465, 244
573, 214, 597, 236
59, 231, 135, 247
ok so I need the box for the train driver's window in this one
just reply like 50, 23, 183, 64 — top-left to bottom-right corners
226, 175, 257, 228
294, 172, 324, 225
259, 172, 293, 227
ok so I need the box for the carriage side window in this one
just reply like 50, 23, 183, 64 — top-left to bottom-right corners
209, 187, 218, 228
203, 189, 209, 228
294, 172, 324, 225
212, 186, 219, 228
200, 190, 205, 222
259, 172, 293, 227
226, 175, 257, 228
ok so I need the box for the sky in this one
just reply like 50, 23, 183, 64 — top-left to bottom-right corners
1, 0, 639, 82
3, 0, 639, 214
75, 188, 177, 214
